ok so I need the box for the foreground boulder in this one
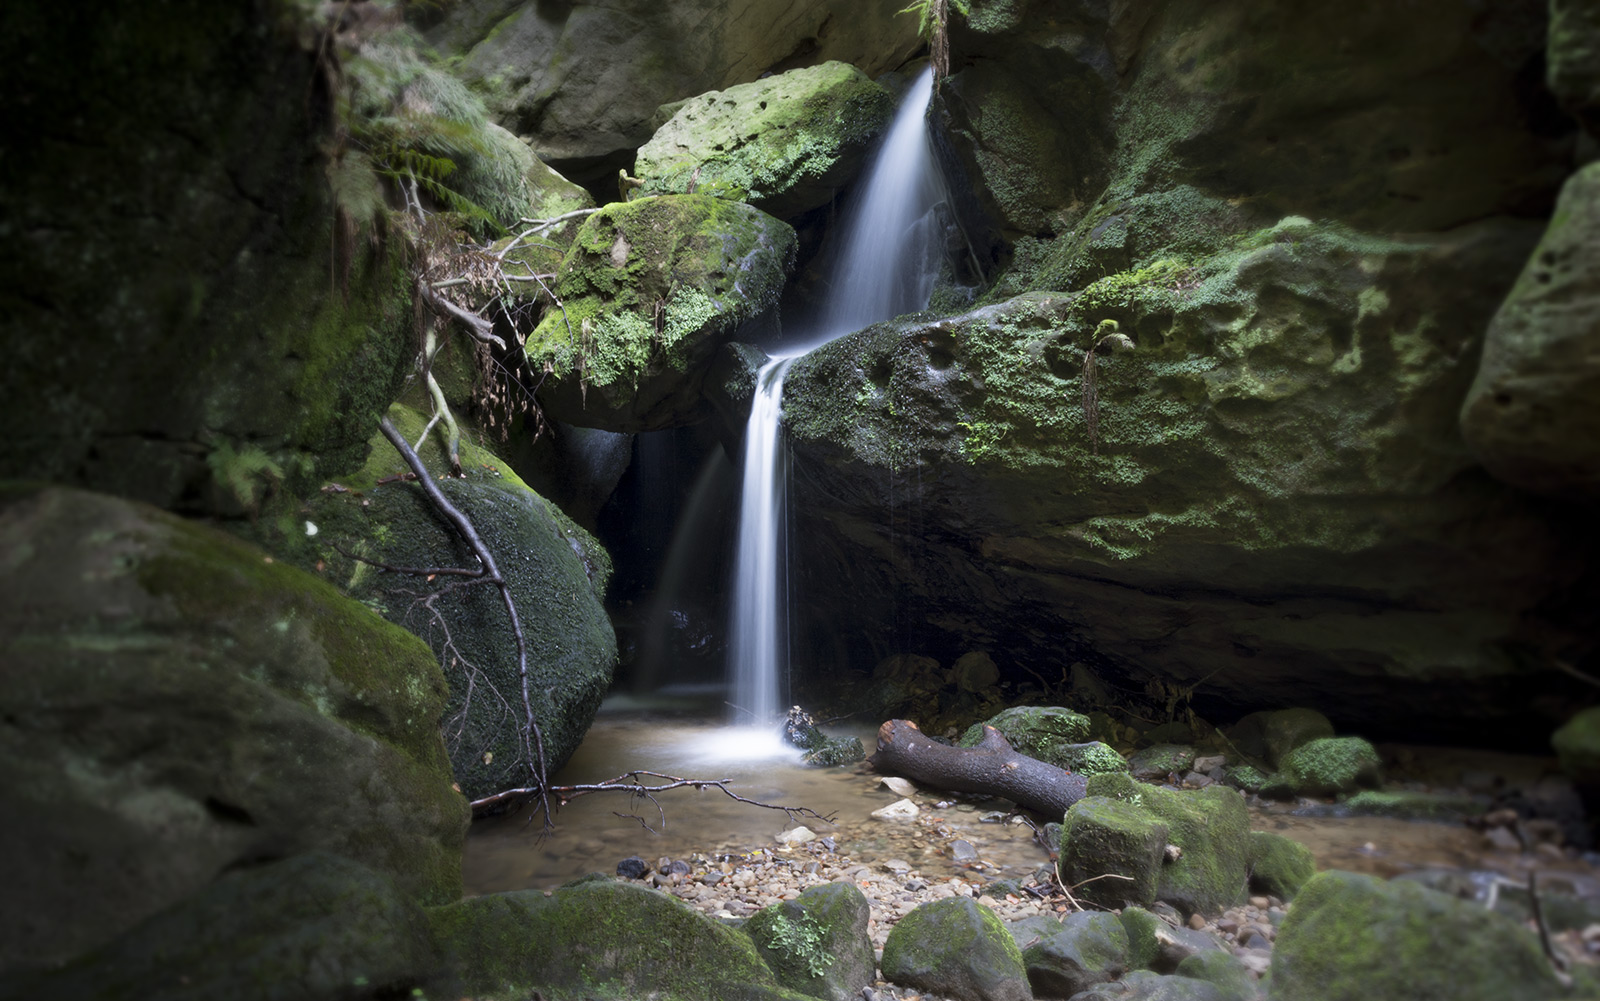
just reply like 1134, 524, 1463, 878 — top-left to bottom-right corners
636, 61, 895, 219
303, 404, 616, 801
1007, 911, 1128, 998
1060, 774, 1249, 915
528, 194, 797, 431
746, 882, 875, 1000
881, 897, 1033, 1001
429, 879, 807, 1000
0, 485, 467, 973
1270, 870, 1572, 1000
0, 855, 435, 1001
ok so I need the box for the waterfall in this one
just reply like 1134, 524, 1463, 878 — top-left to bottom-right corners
725, 66, 944, 729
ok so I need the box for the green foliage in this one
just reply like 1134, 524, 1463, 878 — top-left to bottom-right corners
897, 0, 970, 37
206, 441, 284, 512
761, 912, 835, 979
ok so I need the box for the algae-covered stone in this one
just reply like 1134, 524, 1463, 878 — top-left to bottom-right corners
880, 896, 1032, 1001
1128, 744, 1196, 780
959, 706, 1092, 761
1060, 796, 1169, 910
1008, 910, 1128, 998
1338, 789, 1485, 821
1068, 774, 1251, 916
1173, 951, 1259, 1001
0, 486, 467, 973
1270, 869, 1568, 1001
746, 882, 874, 1001
305, 405, 615, 800
430, 879, 806, 1000
1272, 738, 1382, 798
528, 194, 797, 431
636, 62, 895, 219
0, 854, 434, 1001
1462, 160, 1600, 497
1077, 970, 1234, 1000
1554, 706, 1600, 785
1225, 709, 1334, 768
1119, 907, 1228, 976
1245, 831, 1315, 901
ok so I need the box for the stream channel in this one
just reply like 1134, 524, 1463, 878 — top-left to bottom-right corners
464, 697, 1600, 921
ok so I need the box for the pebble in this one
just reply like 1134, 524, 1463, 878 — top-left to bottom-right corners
881, 777, 918, 797
873, 798, 921, 820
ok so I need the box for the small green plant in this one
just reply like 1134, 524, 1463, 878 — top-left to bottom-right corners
206, 441, 284, 514
764, 912, 834, 980
1081, 319, 1136, 455
957, 419, 1006, 461
897, 0, 971, 78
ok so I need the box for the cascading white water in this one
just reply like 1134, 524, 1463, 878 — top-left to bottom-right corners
725, 66, 943, 731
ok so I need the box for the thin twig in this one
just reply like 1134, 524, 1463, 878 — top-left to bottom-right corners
378, 416, 553, 831
469, 771, 839, 827
1529, 872, 1573, 984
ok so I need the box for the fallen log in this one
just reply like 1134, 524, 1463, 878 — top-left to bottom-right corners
870, 719, 1088, 818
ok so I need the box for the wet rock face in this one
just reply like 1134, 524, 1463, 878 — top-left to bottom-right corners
778, 222, 1593, 740
0, 486, 467, 974
1461, 161, 1600, 498
422, 0, 921, 181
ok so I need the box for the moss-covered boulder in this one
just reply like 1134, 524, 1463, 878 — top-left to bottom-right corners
880, 896, 1031, 1001
1270, 870, 1570, 1000
0, 485, 467, 974
1549, 0, 1600, 135
1063, 774, 1250, 916
0, 0, 416, 516
526, 194, 797, 431
1008, 911, 1129, 998
1269, 738, 1382, 798
1224, 709, 1334, 768
1173, 951, 1259, 1001
1070, 970, 1236, 1001
1245, 831, 1315, 901
0, 854, 436, 1001
1128, 744, 1196, 780
1338, 789, 1485, 821
745, 882, 875, 1001
1462, 160, 1600, 497
635, 62, 895, 220
776, 3, 1595, 746
953, 700, 1094, 754
298, 405, 615, 800
429, 879, 808, 1000
425, 0, 920, 176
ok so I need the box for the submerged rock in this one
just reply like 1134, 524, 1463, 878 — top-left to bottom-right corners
636, 61, 895, 220
0, 486, 466, 973
528, 194, 797, 431
1269, 870, 1572, 1000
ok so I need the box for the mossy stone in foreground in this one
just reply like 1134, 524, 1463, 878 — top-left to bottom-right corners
1173, 950, 1258, 1001
1008, 910, 1128, 998
430, 880, 806, 1001
1272, 738, 1382, 798
1270, 870, 1568, 1001
746, 882, 874, 1001
0, 854, 434, 1001
1080, 773, 1250, 916
1245, 832, 1315, 901
0, 485, 466, 973
527, 194, 797, 431
1060, 797, 1169, 910
880, 896, 1032, 1001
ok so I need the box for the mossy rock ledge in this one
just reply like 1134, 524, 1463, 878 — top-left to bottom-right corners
0, 485, 467, 974
635, 61, 895, 220
527, 194, 798, 432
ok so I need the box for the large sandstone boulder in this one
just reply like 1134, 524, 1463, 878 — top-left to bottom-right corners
635, 61, 895, 220
0, 485, 467, 974
1461, 161, 1600, 497
528, 194, 797, 431
0, 0, 417, 515
423, 0, 921, 176
299, 404, 617, 801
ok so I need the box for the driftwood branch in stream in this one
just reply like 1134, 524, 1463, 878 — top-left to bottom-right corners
870, 719, 1088, 817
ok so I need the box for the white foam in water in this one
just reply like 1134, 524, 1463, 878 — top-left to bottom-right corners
726, 67, 943, 728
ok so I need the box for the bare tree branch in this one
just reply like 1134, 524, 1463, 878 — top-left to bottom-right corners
468, 770, 839, 828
